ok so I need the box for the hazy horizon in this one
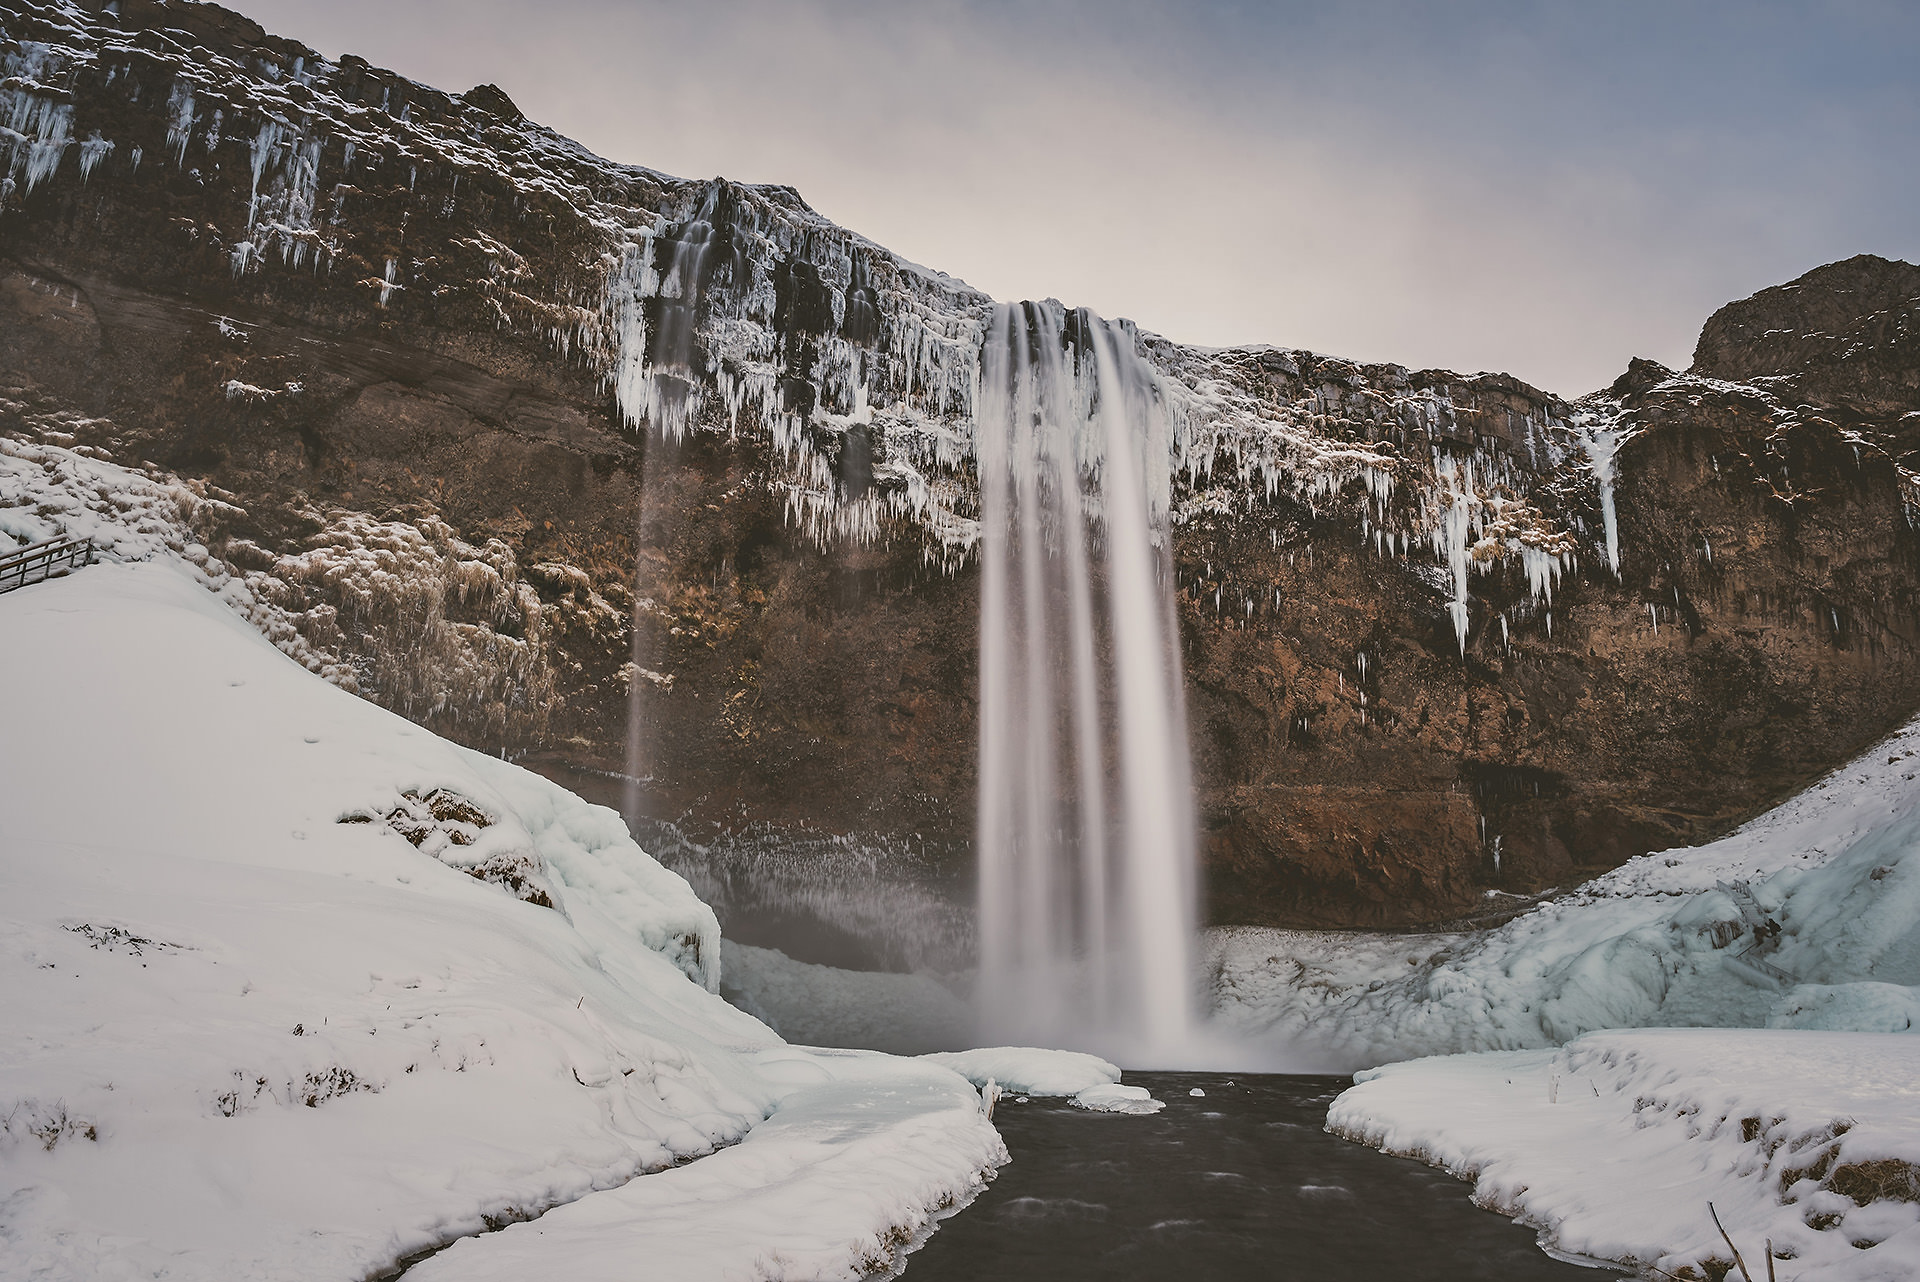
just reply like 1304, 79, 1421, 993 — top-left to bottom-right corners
240, 0, 1919, 397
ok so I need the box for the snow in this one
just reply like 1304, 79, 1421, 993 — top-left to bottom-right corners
2, 416, 630, 749
1208, 709, 1920, 1069
0, 561, 1005, 1280
0, 426, 353, 684
1070, 1084, 1167, 1115
917, 1049, 1161, 1114
1328, 1029, 1920, 1281
920, 1047, 1122, 1098
1285, 711, 1920, 1276
412, 1049, 1003, 1282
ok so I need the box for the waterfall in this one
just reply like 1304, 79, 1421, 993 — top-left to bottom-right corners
617, 199, 723, 824
975, 300, 1198, 1063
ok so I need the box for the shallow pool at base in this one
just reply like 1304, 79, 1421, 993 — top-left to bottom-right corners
901, 1073, 1617, 1282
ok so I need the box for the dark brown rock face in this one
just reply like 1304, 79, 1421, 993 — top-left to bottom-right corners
1693, 254, 1920, 420
1185, 340, 1920, 925
4, 0, 1919, 932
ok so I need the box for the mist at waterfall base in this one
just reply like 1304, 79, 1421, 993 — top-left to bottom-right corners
974, 301, 1205, 1067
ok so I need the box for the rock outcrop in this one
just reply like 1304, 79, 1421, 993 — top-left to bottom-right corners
4, 0, 1918, 929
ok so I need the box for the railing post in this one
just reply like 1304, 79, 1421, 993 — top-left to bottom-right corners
0, 536, 97, 596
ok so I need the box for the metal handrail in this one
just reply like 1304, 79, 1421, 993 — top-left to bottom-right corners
0, 536, 94, 594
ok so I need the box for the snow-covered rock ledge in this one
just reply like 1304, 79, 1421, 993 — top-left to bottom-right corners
1327, 1029, 1920, 1280
0, 561, 1010, 1280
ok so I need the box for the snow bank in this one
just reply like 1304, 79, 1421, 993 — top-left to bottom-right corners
0, 562, 1003, 1280
921, 1047, 1121, 1097
1328, 1029, 1920, 1280
917, 1047, 1165, 1115
412, 1049, 1003, 1281
1210, 711, 1920, 1068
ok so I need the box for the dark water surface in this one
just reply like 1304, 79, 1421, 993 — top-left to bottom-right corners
902, 1073, 1611, 1282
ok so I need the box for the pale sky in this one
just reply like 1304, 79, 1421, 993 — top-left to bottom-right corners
241, 0, 1919, 397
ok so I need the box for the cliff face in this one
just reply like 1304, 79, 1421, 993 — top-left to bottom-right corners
4, 0, 1919, 929
1693, 255, 1920, 422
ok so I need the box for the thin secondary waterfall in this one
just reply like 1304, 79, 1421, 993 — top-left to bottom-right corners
975, 300, 1198, 1062
615, 199, 722, 823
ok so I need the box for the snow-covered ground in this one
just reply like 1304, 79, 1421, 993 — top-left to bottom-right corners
0, 561, 1033, 1280
1210, 708, 1920, 1069
14, 422, 1920, 1279
1329, 1030, 1920, 1280
1206, 670, 1920, 1279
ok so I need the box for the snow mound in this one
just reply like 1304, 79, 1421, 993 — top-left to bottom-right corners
920, 1047, 1122, 1097
721, 940, 972, 1053
1070, 1084, 1167, 1115
0, 562, 1004, 1280
1210, 711, 1920, 1069
1328, 1029, 1920, 1280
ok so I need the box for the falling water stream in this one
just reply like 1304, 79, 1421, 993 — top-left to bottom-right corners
615, 197, 723, 822
609, 232, 1204, 1062
975, 301, 1199, 1063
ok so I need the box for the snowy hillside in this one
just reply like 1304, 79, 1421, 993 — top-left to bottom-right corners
1268, 697, 1920, 1279
1330, 1030, 1920, 1280
0, 560, 1010, 1280
1210, 706, 1920, 1068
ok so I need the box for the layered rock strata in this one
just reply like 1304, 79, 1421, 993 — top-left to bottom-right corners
4, 0, 1918, 926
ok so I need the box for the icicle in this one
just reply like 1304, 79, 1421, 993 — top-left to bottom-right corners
77, 133, 113, 181
247, 121, 281, 230
166, 83, 195, 164
1432, 453, 1474, 655
1575, 417, 1625, 576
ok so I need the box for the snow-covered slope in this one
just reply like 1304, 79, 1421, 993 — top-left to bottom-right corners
0, 560, 1009, 1280
1329, 1030, 1920, 1280
1210, 710, 1920, 1069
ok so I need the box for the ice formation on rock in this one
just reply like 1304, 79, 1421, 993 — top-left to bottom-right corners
0, 0, 1725, 653
1207, 707, 1920, 1069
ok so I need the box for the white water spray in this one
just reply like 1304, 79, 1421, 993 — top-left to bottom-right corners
975, 301, 1198, 1063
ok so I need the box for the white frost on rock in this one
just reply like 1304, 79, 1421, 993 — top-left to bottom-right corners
0, 562, 1006, 1280
1, 420, 627, 748
1328, 1029, 1920, 1281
